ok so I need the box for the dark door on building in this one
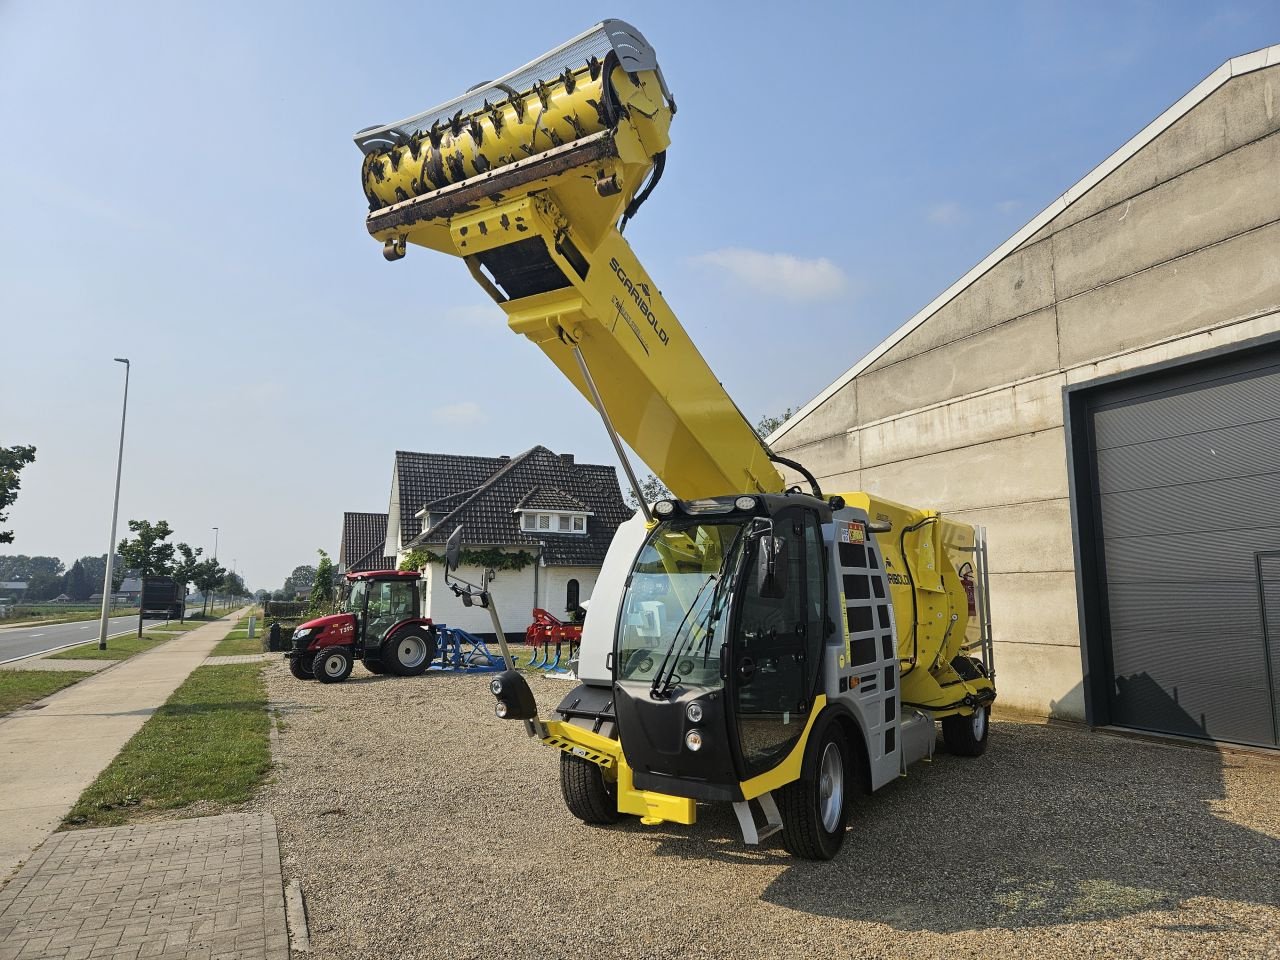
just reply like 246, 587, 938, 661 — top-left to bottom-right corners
1080, 347, 1280, 748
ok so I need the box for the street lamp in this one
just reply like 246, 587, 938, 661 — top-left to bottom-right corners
97, 358, 130, 651
210, 527, 219, 614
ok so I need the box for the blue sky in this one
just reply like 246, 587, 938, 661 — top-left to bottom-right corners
2, 1, 1276, 590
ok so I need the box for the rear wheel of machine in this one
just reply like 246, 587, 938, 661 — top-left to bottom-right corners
312, 647, 353, 684
361, 657, 388, 675
778, 725, 850, 861
384, 629, 436, 677
942, 705, 990, 756
559, 754, 621, 825
288, 656, 313, 681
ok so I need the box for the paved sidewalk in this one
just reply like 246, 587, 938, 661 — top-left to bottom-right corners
0, 611, 248, 879
0, 814, 288, 960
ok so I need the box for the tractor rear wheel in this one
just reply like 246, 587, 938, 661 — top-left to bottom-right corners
942, 705, 990, 756
288, 656, 313, 681
777, 724, 850, 860
559, 754, 621, 825
313, 647, 354, 684
384, 629, 436, 677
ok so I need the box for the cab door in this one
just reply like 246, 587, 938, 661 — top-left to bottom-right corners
727, 508, 826, 779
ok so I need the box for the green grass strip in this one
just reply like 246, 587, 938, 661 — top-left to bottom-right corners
210, 634, 263, 656
0, 670, 93, 714
48, 633, 170, 661
64, 663, 269, 828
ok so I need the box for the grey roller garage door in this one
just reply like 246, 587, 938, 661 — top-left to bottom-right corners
1085, 347, 1280, 748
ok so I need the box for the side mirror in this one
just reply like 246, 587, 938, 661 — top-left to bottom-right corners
444, 526, 463, 572
756, 533, 789, 600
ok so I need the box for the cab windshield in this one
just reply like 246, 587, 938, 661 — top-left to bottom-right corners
616, 519, 749, 689
343, 580, 367, 615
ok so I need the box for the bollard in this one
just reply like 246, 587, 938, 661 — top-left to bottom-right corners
248, 615, 256, 639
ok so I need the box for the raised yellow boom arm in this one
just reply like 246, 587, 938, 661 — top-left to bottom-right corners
355, 20, 786, 501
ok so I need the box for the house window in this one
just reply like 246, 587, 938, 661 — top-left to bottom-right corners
518, 511, 590, 534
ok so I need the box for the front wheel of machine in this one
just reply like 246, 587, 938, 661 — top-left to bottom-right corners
384, 629, 436, 677
942, 705, 990, 756
559, 754, 621, 825
287, 656, 313, 681
778, 725, 850, 861
312, 648, 353, 684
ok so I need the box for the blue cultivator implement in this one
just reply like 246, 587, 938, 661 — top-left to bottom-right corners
431, 625, 509, 672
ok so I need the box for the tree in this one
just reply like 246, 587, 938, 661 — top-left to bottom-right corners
171, 543, 203, 596
117, 520, 177, 577
62, 560, 92, 602
625, 474, 672, 510
26, 571, 63, 602
281, 564, 317, 599
192, 558, 226, 616
755, 408, 795, 439
221, 571, 246, 599
309, 550, 335, 610
0, 445, 36, 544
0, 555, 64, 581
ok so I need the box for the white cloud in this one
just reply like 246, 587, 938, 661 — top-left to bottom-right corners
431, 401, 486, 426
927, 202, 964, 225
692, 248, 849, 302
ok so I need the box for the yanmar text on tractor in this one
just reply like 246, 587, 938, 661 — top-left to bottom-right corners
354, 20, 996, 859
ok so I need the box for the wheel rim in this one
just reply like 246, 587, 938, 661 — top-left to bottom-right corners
322, 654, 346, 677
972, 707, 988, 740
395, 636, 427, 668
818, 741, 844, 833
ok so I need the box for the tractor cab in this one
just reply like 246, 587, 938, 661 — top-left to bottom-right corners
286, 570, 437, 683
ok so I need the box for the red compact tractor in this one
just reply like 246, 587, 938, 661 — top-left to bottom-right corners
286, 570, 437, 683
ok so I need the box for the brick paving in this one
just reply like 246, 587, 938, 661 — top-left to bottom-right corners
202, 655, 271, 666
0, 814, 289, 960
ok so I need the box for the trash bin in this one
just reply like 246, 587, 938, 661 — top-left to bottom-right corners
267, 620, 282, 653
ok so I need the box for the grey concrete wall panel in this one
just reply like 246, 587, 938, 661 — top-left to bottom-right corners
770, 380, 856, 453
1053, 132, 1280, 301
987, 571, 1080, 648
947, 499, 1075, 575
994, 641, 1085, 719
872, 242, 1056, 369
859, 428, 1070, 513
1058, 219, 1280, 368
858, 308, 1059, 423
859, 374, 1065, 470
769, 430, 858, 481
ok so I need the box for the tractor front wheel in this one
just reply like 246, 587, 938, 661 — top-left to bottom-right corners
361, 657, 388, 675
288, 656, 313, 681
313, 647, 354, 684
384, 629, 436, 677
942, 705, 990, 756
777, 724, 850, 861
559, 754, 621, 825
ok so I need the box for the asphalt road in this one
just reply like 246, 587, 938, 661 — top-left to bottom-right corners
0, 615, 139, 663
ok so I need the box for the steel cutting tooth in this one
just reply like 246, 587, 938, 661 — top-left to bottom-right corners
449, 110, 464, 137
561, 67, 576, 94
428, 120, 443, 148
484, 100, 504, 134
587, 56, 601, 81
468, 117, 484, 147
533, 80, 551, 110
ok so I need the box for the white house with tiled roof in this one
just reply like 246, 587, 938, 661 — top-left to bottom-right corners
382, 446, 631, 638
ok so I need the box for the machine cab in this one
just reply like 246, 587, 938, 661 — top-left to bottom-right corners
611, 493, 831, 802
342, 570, 422, 651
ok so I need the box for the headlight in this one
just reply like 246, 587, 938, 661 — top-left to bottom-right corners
654, 500, 676, 516
293, 627, 312, 639
686, 702, 704, 723
495, 702, 509, 718
734, 496, 757, 511
490, 678, 503, 696
685, 730, 703, 752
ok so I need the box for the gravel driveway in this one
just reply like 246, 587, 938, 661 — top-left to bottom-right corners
257, 661, 1279, 960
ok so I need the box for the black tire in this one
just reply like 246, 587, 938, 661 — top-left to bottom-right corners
288, 656, 314, 681
559, 754, 621, 825
312, 647, 354, 684
942, 705, 990, 756
777, 724, 850, 860
383, 628, 436, 677
361, 657, 388, 675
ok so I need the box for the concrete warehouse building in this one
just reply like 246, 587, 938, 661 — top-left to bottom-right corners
771, 45, 1280, 750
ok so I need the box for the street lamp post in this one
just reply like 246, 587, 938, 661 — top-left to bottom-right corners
211, 527, 219, 613
97, 359, 130, 651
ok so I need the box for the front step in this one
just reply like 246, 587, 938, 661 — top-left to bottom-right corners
732, 792, 783, 845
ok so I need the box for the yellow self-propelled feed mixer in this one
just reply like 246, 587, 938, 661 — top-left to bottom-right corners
356, 20, 997, 860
